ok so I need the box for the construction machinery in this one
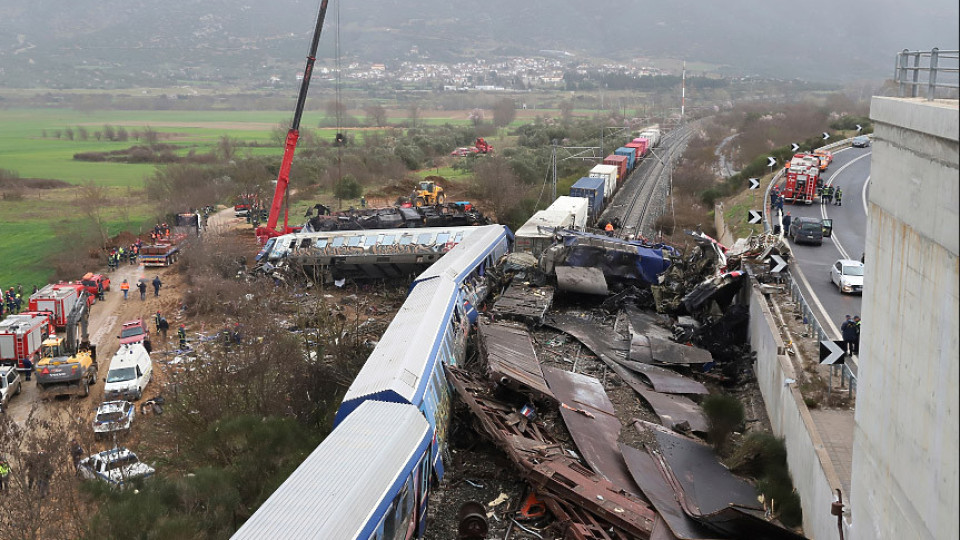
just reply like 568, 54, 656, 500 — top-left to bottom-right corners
255, 0, 330, 244
474, 137, 493, 154
413, 180, 446, 207
35, 291, 98, 398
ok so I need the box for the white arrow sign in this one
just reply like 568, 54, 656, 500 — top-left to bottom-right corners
820, 339, 845, 365
855, 124, 863, 133
791, 143, 799, 152
748, 178, 760, 190
822, 132, 830, 140
767, 157, 777, 167
770, 254, 787, 273
748, 210, 763, 224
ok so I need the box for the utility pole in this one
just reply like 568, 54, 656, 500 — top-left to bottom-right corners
681, 60, 686, 125
551, 139, 559, 202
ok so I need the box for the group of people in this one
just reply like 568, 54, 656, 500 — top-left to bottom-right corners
841, 315, 862, 357
107, 242, 141, 269
150, 222, 171, 243
2, 286, 24, 317
0, 450, 54, 497
819, 185, 843, 206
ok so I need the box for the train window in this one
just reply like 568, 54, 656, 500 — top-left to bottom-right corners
382, 235, 396, 245
417, 233, 433, 245
300, 239, 312, 249
316, 239, 328, 248
332, 237, 345, 247
347, 236, 362, 247
365, 235, 380, 247
399, 235, 414, 245
436, 233, 450, 244
454, 232, 463, 243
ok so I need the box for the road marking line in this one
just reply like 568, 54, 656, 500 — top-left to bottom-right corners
821, 152, 870, 261
862, 175, 870, 216
792, 260, 842, 338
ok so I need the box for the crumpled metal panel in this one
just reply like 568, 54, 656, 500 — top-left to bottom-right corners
492, 283, 554, 324
542, 366, 643, 499
636, 389, 709, 434
479, 321, 553, 401
620, 443, 721, 540
648, 336, 713, 365
556, 266, 609, 295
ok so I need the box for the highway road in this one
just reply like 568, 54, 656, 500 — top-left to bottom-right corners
777, 145, 872, 338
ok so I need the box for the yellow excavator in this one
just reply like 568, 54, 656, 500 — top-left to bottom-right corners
413, 180, 445, 207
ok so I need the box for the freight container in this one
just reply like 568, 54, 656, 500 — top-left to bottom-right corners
603, 155, 628, 185
638, 126, 661, 148
588, 165, 618, 201
0, 313, 55, 370
515, 210, 577, 257
545, 196, 589, 231
615, 147, 636, 171
569, 177, 605, 222
631, 137, 650, 157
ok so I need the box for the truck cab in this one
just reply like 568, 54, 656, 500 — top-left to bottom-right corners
80, 273, 111, 299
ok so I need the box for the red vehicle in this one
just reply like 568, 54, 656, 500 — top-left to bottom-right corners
80, 273, 111, 299
782, 153, 822, 205
450, 146, 476, 157
603, 154, 628, 184
474, 137, 493, 154
0, 312, 55, 371
118, 318, 151, 347
29, 284, 90, 329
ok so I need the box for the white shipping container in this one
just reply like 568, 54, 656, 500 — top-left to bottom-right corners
545, 196, 589, 231
589, 165, 618, 200
515, 210, 576, 257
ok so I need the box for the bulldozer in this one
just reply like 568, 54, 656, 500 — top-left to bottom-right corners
413, 180, 445, 207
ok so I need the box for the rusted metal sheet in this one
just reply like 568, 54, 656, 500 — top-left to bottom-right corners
620, 443, 721, 540
625, 307, 676, 341
636, 389, 709, 434
545, 315, 708, 395
447, 368, 657, 539
556, 266, 609, 296
541, 366, 642, 499
648, 336, 713, 365
492, 283, 554, 324
636, 421, 808, 540
542, 496, 629, 540
478, 321, 554, 401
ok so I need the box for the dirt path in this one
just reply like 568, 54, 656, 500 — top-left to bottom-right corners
6, 208, 242, 427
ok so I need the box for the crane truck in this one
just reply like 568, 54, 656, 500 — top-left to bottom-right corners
255, 0, 331, 244
35, 291, 98, 398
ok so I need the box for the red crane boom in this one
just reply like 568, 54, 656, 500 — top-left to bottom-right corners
256, 0, 330, 244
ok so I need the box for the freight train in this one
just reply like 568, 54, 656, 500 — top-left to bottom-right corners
233, 224, 512, 539
570, 125, 662, 222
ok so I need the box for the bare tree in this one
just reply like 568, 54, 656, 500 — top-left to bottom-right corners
141, 126, 159, 147
116, 126, 129, 142
559, 100, 575, 124
64, 127, 74, 141
364, 104, 388, 127
492, 98, 516, 128
469, 156, 525, 222
76, 126, 89, 141
78, 181, 111, 248
469, 108, 485, 128
102, 124, 116, 141
407, 104, 421, 128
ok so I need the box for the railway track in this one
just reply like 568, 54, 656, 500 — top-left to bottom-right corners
601, 122, 698, 237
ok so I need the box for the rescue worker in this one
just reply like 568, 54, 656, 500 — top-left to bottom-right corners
853, 315, 861, 356
0, 457, 10, 491
120, 279, 130, 301
14, 293, 21, 313
152, 275, 162, 297
178, 324, 187, 350
818, 185, 826, 205
96, 281, 104, 302
604, 222, 614, 237
22, 355, 33, 381
825, 185, 834, 205
137, 280, 147, 301
155, 310, 163, 331
158, 316, 169, 342
841, 315, 858, 357
834, 187, 843, 206
69, 439, 84, 471
360, 195, 367, 208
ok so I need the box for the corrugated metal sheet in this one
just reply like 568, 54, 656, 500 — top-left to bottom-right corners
233, 401, 430, 540
479, 321, 553, 400
414, 225, 509, 284
338, 278, 457, 415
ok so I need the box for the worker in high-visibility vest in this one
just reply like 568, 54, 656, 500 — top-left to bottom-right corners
120, 279, 130, 301
604, 222, 614, 237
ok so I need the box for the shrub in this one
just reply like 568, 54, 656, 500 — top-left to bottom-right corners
334, 175, 363, 200
727, 432, 803, 528
702, 393, 745, 454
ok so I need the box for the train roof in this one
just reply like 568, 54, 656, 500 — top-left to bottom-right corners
232, 401, 430, 540
336, 277, 458, 423
412, 224, 510, 285
260, 225, 485, 261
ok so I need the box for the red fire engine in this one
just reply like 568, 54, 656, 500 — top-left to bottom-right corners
782, 153, 822, 204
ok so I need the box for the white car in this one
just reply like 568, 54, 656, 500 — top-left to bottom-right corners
78, 447, 154, 488
830, 259, 864, 294
93, 401, 135, 438
0, 366, 22, 410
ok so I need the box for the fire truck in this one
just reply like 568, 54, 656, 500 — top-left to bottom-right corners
0, 312, 55, 371
29, 283, 92, 329
782, 153, 822, 205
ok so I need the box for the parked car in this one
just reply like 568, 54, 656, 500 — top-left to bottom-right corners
94, 400, 136, 438
118, 318, 150, 348
831, 259, 865, 294
789, 217, 824, 246
851, 135, 870, 148
77, 447, 154, 489
0, 366, 22, 410
104, 344, 153, 401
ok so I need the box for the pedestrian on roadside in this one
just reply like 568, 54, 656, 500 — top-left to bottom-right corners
70, 439, 84, 471
841, 315, 858, 357
853, 315, 861, 356
0, 457, 10, 491
138, 281, 147, 301
835, 188, 843, 206
782, 212, 792, 234
158, 316, 169, 342
152, 276, 162, 297
120, 279, 130, 301
22, 355, 33, 381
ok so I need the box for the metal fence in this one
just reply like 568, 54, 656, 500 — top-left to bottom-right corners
896, 48, 960, 100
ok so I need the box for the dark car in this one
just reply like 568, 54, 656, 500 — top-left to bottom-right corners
789, 217, 824, 246
851, 135, 870, 148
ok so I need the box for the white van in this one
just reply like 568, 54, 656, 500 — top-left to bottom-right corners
104, 344, 153, 401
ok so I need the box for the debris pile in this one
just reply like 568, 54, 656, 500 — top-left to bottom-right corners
303, 202, 490, 232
